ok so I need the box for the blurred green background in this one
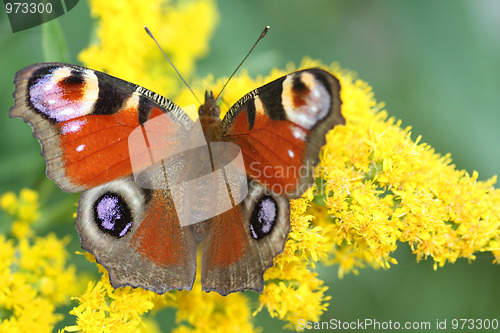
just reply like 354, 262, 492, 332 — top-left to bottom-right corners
1, 1, 500, 332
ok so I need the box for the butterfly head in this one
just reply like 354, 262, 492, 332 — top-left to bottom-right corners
198, 90, 223, 142
198, 90, 220, 118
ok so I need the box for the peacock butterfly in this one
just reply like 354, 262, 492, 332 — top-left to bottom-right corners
10, 62, 344, 295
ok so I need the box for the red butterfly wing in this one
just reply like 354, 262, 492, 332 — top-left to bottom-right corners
201, 179, 290, 295
77, 176, 197, 293
10, 63, 192, 192
222, 69, 344, 199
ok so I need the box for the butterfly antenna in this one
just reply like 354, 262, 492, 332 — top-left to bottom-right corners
214, 25, 270, 101
144, 26, 202, 105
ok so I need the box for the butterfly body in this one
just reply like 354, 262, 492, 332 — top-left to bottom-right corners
10, 63, 344, 295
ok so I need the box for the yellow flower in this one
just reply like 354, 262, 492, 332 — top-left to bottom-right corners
0, 191, 18, 215
61, 255, 256, 333
65, 278, 153, 332
59, 253, 166, 333
171, 266, 257, 333
0, 190, 80, 332
1, 188, 39, 239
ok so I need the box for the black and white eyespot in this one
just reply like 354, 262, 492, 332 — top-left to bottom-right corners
76, 177, 148, 244
93, 192, 133, 238
249, 195, 278, 240
244, 180, 290, 242
281, 71, 331, 130
28, 66, 99, 122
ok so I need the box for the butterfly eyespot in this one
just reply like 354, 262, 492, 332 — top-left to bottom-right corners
249, 195, 278, 240
93, 192, 133, 238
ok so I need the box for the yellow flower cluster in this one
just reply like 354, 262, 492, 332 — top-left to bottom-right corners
61, 254, 162, 333
60, 254, 257, 333
0, 189, 80, 332
317, 65, 500, 274
79, 0, 218, 102
1, 188, 39, 239
171, 268, 257, 333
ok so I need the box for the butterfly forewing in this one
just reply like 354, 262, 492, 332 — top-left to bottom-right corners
222, 68, 344, 199
10, 63, 192, 192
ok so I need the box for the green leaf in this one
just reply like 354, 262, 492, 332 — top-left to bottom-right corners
41, 18, 70, 62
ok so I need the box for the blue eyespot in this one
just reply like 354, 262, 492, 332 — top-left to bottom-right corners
249, 195, 277, 240
93, 192, 133, 237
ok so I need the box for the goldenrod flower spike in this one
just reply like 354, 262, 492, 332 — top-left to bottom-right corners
0, 189, 79, 333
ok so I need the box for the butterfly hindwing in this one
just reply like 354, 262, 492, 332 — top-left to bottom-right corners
201, 179, 290, 295
77, 175, 198, 293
